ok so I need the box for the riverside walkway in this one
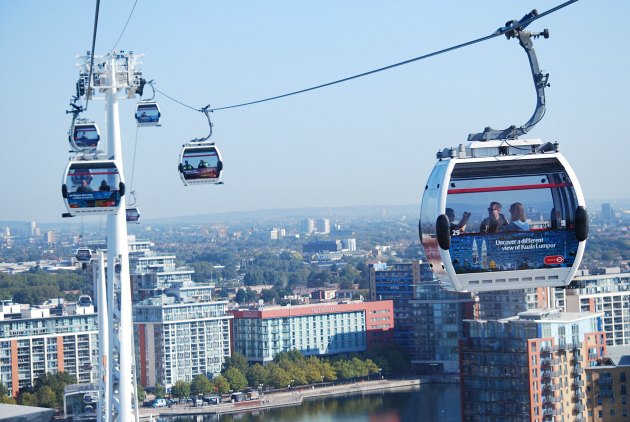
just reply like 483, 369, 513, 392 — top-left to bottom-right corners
139, 378, 423, 419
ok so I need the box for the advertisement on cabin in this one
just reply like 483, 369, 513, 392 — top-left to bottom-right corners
450, 229, 579, 274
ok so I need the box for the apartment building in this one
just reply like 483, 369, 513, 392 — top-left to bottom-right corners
460, 309, 606, 422
0, 301, 98, 397
230, 300, 394, 364
565, 269, 630, 347
369, 260, 476, 373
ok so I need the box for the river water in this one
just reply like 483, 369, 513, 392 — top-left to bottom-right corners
159, 383, 461, 422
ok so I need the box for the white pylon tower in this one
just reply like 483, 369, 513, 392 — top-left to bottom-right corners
73, 50, 145, 422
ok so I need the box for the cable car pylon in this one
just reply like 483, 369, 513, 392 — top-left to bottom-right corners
63, 50, 146, 422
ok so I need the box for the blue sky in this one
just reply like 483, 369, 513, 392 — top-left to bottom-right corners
0, 1, 628, 223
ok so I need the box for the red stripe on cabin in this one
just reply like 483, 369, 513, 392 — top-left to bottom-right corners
448, 182, 572, 195
67, 171, 118, 176
183, 153, 217, 158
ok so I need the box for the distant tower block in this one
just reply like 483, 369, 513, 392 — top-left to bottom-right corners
317, 218, 331, 234
301, 218, 315, 235
342, 239, 357, 251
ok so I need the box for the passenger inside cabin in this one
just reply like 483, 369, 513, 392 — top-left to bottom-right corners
99, 180, 110, 191
480, 201, 509, 234
499, 202, 530, 232
76, 180, 93, 194
446, 207, 471, 234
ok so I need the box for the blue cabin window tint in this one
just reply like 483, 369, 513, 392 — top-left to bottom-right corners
66, 163, 121, 210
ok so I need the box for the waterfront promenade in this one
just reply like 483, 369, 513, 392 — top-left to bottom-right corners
139, 378, 423, 419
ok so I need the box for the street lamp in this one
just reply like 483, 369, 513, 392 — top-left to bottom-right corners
378, 368, 383, 380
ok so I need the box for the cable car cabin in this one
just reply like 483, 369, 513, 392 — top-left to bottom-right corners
75, 248, 92, 262
126, 207, 140, 223
70, 123, 100, 150
135, 102, 161, 127
178, 142, 223, 185
78, 295, 93, 307
62, 159, 125, 216
419, 138, 588, 292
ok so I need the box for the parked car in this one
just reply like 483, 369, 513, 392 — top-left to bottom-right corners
151, 398, 167, 408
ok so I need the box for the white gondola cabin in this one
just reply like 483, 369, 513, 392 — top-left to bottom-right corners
62, 159, 125, 216
70, 122, 100, 150
126, 207, 140, 223
135, 102, 161, 127
178, 142, 223, 185
75, 248, 92, 262
419, 139, 588, 292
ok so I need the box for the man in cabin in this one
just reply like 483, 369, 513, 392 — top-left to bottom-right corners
76, 180, 93, 194
480, 202, 508, 234
446, 207, 470, 235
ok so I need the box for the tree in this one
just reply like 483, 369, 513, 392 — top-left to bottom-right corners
246, 289, 258, 303
0, 383, 15, 404
33, 371, 77, 410
319, 360, 337, 382
171, 380, 191, 398
307, 270, 331, 288
154, 383, 165, 399
225, 367, 248, 392
212, 375, 230, 394
246, 364, 267, 388
137, 384, 146, 403
37, 386, 57, 409
266, 363, 291, 388
18, 392, 38, 407
350, 357, 369, 378
364, 358, 381, 376
223, 352, 249, 374
303, 357, 323, 384
333, 360, 354, 380
261, 289, 280, 304
235, 288, 247, 304
190, 375, 212, 397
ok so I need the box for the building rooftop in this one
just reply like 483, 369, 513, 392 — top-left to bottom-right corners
509, 309, 600, 323
604, 345, 630, 367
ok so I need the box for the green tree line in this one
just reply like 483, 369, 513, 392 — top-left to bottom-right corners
162, 350, 407, 399
0, 372, 77, 410
0, 270, 85, 305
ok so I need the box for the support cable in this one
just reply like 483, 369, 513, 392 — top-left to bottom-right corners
84, 0, 101, 112
153, 0, 578, 113
110, 0, 138, 53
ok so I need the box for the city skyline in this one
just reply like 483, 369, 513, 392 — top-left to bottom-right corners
1, 1, 628, 223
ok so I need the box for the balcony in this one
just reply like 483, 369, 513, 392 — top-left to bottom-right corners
572, 356, 584, 363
